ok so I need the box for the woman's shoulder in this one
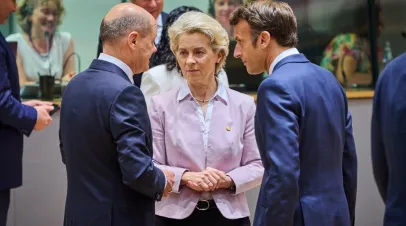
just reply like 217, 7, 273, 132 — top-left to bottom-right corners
225, 87, 255, 106
55, 31, 72, 41
146, 64, 169, 76
150, 87, 180, 110
6, 33, 24, 42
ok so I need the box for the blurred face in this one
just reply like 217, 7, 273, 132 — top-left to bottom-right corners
130, 21, 157, 74
30, 0, 60, 34
175, 32, 221, 84
233, 19, 266, 75
0, 0, 17, 24
133, 0, 164, 19
214, 0, 240, 24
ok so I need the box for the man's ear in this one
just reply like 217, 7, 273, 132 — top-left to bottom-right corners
128, 31, 139, 49
258, 31, 271, 49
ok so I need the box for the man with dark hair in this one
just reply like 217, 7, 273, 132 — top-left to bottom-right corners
230, 1, 357, 226
0, 0, 54, 225
96, 0, 167, 87
371, 52, 406, 226
59, 3, 174, 226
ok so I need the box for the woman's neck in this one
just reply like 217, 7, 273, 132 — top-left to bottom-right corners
28, 28, 52, 53
188, 77, 218, 102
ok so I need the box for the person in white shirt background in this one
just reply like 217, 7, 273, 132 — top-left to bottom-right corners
7, 0, 76, 87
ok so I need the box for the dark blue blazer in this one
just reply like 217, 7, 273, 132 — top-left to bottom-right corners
0, 32, 37, 190
59, 59, 166, 226
253, 54, 357, 226
371, 53, 406, 226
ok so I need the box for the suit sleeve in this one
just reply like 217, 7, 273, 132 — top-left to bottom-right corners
371, 74, 388, 202
342, 101, 358, 225
0, 45, 37, 136
227, 98, 263, 195
110, 85, 166, 201
255, 79, 300, 226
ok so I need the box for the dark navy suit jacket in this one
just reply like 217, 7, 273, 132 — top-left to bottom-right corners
371, 53, 406, 226
59, 59, 166, 226
253, 54, 358, 226
0, 32, 37, 190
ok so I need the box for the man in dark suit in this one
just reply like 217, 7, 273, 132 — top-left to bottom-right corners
59, 3, 174, 226
230, 1, 357, 226
96, 0, 168, 87
0, 1, 54, 225
371, 53, 406, 226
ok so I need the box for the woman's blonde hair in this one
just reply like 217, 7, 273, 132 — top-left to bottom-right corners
168, 11, 229, 74
17, 0, 65, 34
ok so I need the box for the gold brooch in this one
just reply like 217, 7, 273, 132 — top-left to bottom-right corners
226, 126, 231, 131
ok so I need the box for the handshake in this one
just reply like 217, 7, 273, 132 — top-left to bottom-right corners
160, 167, 235, 197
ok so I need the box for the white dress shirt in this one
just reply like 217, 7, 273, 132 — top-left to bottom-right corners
98, 53, 134, 84
268, 48, 300, 74
155, 14, 163, 46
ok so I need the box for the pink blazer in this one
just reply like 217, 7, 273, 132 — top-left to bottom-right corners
149, 86, 264, 219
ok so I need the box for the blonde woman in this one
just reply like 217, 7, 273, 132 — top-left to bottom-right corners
150, 11, 263, 226
7, 0, 75, 87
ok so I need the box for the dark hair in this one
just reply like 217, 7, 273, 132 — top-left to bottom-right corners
230, 1, 298, 47
150, 6, 202, 70
100, 13, 150, 44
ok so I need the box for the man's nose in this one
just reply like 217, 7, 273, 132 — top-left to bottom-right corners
233, 46, 241, 58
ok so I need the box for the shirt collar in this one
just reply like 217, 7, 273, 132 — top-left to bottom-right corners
98, 53, 134, 84
268, 48, 300, 74
157, 14, 163, 27
177, 78, 228, 104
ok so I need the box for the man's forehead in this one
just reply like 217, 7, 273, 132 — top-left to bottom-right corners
234, 20, 251, 35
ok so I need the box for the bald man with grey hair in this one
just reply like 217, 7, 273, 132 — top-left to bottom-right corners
59, 3, 174, 226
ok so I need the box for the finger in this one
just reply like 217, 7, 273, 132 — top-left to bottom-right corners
206, 174, 218, 191
41, 101, 53, 106
212, 169, 229, 181
199, 182, 211, 192
44, 105, 55, 112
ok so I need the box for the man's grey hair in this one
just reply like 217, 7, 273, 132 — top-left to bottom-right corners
100, 14, 150, 44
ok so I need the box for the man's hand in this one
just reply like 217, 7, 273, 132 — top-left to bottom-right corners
23, 100, 53, 107
33, 105, 54, 131
162, 169, 175, 198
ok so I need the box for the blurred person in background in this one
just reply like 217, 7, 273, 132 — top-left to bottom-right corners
0, 0, 54, 225
7, 0, 76, 87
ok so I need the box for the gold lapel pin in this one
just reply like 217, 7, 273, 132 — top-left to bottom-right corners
226, 126, 231, 131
